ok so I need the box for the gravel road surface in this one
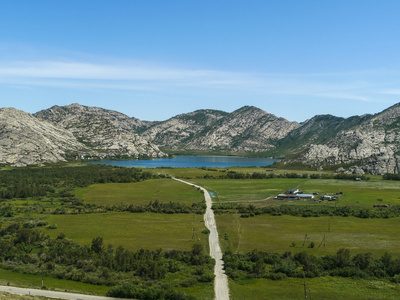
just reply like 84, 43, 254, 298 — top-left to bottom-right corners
173, 178, 230, 300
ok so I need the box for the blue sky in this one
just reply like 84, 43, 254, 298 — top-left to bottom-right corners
1, 1, 400, 121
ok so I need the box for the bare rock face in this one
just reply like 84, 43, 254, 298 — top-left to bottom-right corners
298, 103, 400, 174
141, 109, 228, 148
35, 103, 165, 158
186, 106, 299, 152
0, 108, 83, 166
143, 106, 299, 152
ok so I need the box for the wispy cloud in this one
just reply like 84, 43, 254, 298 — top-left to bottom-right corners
381, 89, 400, 95
0, 59, 396, 104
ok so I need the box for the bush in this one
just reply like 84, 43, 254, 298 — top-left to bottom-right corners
268, 272, 287, 280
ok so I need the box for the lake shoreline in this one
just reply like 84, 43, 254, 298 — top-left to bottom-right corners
87, 155, 279, 168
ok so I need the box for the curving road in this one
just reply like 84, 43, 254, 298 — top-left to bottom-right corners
173, 178, 230, 300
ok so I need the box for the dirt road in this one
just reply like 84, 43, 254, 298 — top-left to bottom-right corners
0, 285, 125, 300
173, 178, 230, 300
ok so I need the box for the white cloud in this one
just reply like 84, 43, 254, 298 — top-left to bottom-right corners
0, 59, 396, 104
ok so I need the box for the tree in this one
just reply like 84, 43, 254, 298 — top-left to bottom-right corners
91, 237, 104, 254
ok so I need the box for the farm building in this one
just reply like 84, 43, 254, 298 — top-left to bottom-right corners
275, 192, 314, 200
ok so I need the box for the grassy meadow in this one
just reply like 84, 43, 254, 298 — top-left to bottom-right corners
75, 178, 204, 206
190, 177, 400, 206
216, 213, 400, 256
3, 165, 400, 299
40, 212, 209, 252
229, 277, 400, 300
0, 268, 109, 296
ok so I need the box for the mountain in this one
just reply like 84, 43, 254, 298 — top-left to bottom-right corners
3, 102, 400, 174
0, 107, 83, 166
270, 114, 371, 158
140, 109, 229, 149
141, 106, 300, 153
34, 103, 165, 158
285, 103, 400, 174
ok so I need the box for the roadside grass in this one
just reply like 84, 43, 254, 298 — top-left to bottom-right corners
175, 282, 214, 300
216, 213, 400, 256
229, 276, 400, 300
0, 267, 213, 300
75, 178, 204, 206
0, 292, 55, 300
190, 178, 400, 206
39, 212, 209, 252
0, 268, 108, 296
151, 167, 222, 178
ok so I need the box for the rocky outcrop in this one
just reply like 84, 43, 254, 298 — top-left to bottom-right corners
296, 103, 400, 174
142, 106, 299, 152
0, 108, 83, 166
141, 109, 228, 148
35, 103, 165, 158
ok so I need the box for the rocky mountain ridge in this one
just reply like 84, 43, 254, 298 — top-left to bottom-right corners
34, 103, 165, 160
283, 103, 400, 174
0, 107, 84, 166
2, 102, 400, 174
141, 106, 299, 152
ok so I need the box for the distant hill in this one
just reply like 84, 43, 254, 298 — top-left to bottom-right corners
289, 103, 400, 174
2, 102, 400, 174
0, 107, 83, 166
140, 106, 299, 153
34, 103, 165, 161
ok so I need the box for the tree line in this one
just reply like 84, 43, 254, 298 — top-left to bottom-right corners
223, 248, 400, 282
202, 171, 370, 181
0, 164, 162, 199
212, 203, 400, 219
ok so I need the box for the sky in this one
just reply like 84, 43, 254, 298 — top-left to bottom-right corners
1, 0, 400, 122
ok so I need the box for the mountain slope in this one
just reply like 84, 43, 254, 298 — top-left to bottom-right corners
35, 103, 165, 158
269, 114, 371, 158
0, 108, 83, 166
142, 106, 299, 152
288, 103, 400, 174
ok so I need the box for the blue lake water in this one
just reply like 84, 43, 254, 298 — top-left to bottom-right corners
88, 156, 278, 168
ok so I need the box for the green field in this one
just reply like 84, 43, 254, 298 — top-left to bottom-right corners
229, 277, 400, 300
0, 268, 109, 296
3, 165, 400, 299
217, 213, 400, 256
40, 212, 209, 252
190, 178, 400, 206
75, 178, 204, 206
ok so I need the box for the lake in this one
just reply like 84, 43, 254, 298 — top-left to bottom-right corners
88, 156, 278, 168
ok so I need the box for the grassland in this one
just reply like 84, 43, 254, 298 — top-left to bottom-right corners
0, 268, 109, 296
3, 165, 400, 299
216, 213, 400, 256
75, 178, 204, 206
190, 177, 400, 206
229, 277, 400, 300
39, 212, 209, 252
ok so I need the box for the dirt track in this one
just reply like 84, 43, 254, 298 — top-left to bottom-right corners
0, 285, 124, 300
173, 178, 230, 300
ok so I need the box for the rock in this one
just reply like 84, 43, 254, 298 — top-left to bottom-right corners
0, 107, 83, 166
